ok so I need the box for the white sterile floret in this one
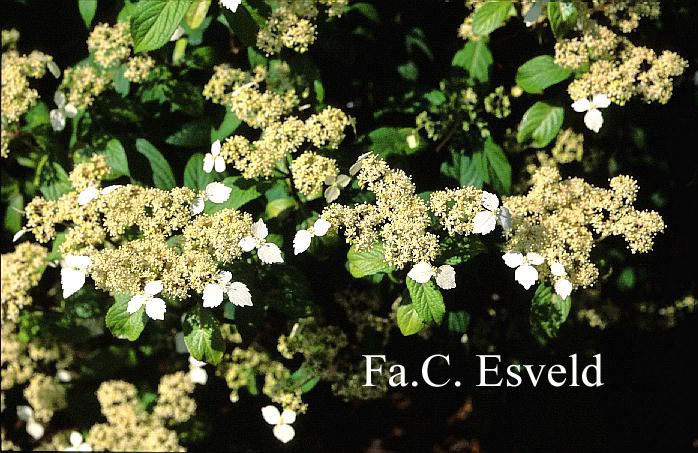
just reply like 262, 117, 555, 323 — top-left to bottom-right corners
572, 94, 611, 133
502, 251, 545, 290
64, 431, 92, 451
12, 228, 27, 242
203, 140, 226, 173
349, 152, 373, 176
61, 255, 92, 298
472, 191, 513, 234
550, 261, 573, 299
50, 91, 78, 131
239, 219, 284, 264
17, 406, 44, 440
202, 270, 252, 308
261, 405, 296, 443
78, 184, 122, 206
56, 369, 72, 383
293, 218, 332, 255
324, 174, 351, 203
190, 182, 232, 215
407, 262, 457, 289
188, 356, 208, 385
220, 0, 242, 13
127, 281, 167, 320
435, 264, 457, 290
407, 261, 433, 283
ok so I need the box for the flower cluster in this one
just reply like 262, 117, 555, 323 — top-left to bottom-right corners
1, 243, 47, 322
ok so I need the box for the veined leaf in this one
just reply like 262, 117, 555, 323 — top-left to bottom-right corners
471, 0, 513, 36
516, 55, 572, 94
397, 303, 426, 335
347, 243, 392, 278
407, 279, 446, 325
517, 101, 564, 148
135, 138, 176, 189
183, 153, 214, 191
452, 40, 493, 83
106, 293, 148, 341
183, 308, 225, 364
131, 0, 192, 53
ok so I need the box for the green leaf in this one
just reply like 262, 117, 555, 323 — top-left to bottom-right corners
407, 279, 446, 325
78, 0, 98, 29
347, 243, 392, 278
221, 2, 259, 48
471, 0, 513, 36
483, 137, 511, 193
291, 363, 321, 393
529, 283, 571, 339
447, 310, 470, 334
452, 40, 493, 83
440, 149, 484, 188
39, 162, 72, 200
183, 308, 225, 364
264, 197, 296, 218
547, 1, 579, 39
516, 55, 572, 94
23, 102, 50, 129
106, 293, 148, 341
205, 176, 262, 214
104, 138, 131, 178
135, 138, 176, 189
210, 109, 242, 142
368, 127, 423, 157
112, 63, 130, 97
166, 118, 213, 147
46, 232, 67, 262
517, 101, 564, 148
4, 193, 24, 233
439, 235, 487, 266
130, 0, 192, 53
397, 304, 425, 336
183, 153, 214, 191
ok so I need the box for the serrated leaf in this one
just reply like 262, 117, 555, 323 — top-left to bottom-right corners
78, 0, 98, 29
130, 0, 192, 53
471, 0, 513, 36
529, 283, 571, 339
517, 101, 564, 148
447, 310, 470, 334
183, 308, 225, 364
106, 293, 148, 341
452, 40, 493, 83
183, 153, 214, 191
104, 138, 131, 178
347, 243, 392, 278
483, 137, 511, 193
135, 138, 176, 189
516, 55, 572, 94
407, 279, 445, 325
397, 304, 425, 336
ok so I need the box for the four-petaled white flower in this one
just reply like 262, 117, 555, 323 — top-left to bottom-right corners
64, 431, 92, 452
293, 218, 331, 255
203, 270, 252, 308
239, 219, 284, 264
61, 255, 92, 298
550, 262, 573, 299
261, 405, 296, 443
324, 174, 351, 203
407, 261, 457, 290
188, 356, 208, 385
190, 182, 232, 215
17, 405, 44, 440
50, 91, 78, 131
221, 0, 242, 13
127, 281, 167, 320
572, 94, 611, 133
502, 251, 545, 290
203, 140, 226, 173
78, 184, 122, 206
472, 191, 513, 235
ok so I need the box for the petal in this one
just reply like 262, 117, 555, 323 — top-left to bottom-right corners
219, 271, 233, 284
472, 211, 497, 235
584, 109, 603, 133
49, 109, 66, 131
280, 409, 296, 425
348, 161, 363, 176
293, 230, 312, 255
78, 185, 100, 206
435, 265, 456, 290
64, 104, 78, 118
592, 93, 611, 109
47, 61, 61, 78
221, 0, 242, 12
227, 282, 252, 307
203, 283, 225, 308
324, 174, 336, 186
214, 156, 226, 173
70, 432, 83, 447
16, 405, 33, 421
550, 262, 566, 277
170, 25, 185, 41
64, 255, 92, 270
261, 405, 281, 425
61, 268, 86, 298
79, 443, 92, 452
554, 278, 573, 299
407, 261, 434, 284
571, 98, 591, 112
526, 252, 545, 265
515, 264, 539, 290
127, 295, 146, 314
336, 174, 352, 188
56, 369, 72, 382
324, 185, 340, 203
481, 191, 499, 211
211, 139, 222, 156
54, 90, 66, 108
258, 243, 284, 264
313, 218, 331, 236
145, 297, 167, 320
502, 252, 524, 268
190, 197, 205, 215
205, 182, 232, 203
203, 154, 215, 173
251, 219, 268, 240
497, 206, 513, 231
26, 420, 45, 440
273, 424, 295, 443
100, 185, 122, 195
239, 236, 257, 252
189, 367, 208, 385
12, 229, 26, 242
189, 356, 207, 367
144, 280, 163, 296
